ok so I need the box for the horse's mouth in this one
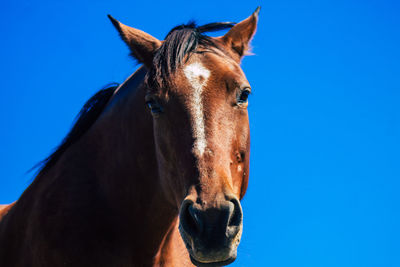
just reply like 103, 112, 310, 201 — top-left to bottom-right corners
181, 237, 238, 267
189, 254, 236, 267
179, 226, 240, 266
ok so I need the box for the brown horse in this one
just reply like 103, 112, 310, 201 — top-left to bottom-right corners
0, 8, 259, 267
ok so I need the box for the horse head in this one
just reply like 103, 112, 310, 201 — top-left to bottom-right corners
109, 8, 259, 266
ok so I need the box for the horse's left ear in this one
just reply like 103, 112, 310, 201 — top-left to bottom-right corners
108, 15, 161, 68
221, 7, 260, 62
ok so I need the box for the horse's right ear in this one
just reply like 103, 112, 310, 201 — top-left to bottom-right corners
108, 15, 161, 68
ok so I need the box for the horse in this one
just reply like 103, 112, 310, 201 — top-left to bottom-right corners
0, 7, 259, 267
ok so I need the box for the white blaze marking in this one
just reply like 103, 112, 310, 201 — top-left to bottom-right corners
183, 62, 210, 157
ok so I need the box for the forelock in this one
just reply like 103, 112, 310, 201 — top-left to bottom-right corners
145, 21, 235, 90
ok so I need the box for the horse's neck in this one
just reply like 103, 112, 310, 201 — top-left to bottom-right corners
80, 66, 179, 262
1, 67, 179, 266
102, 67, 192, 266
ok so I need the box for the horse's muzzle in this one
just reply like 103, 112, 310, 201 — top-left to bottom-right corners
178, 197, 243, 266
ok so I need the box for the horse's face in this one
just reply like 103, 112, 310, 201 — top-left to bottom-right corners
110, 8, 259, 266
153, 51, 250, 265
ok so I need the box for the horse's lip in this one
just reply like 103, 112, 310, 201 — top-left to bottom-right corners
189, 254, 236, 267
180, 235, 235, 266
179, 222, 238, 266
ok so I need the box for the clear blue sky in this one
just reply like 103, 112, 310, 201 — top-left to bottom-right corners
1, 1, 399, 266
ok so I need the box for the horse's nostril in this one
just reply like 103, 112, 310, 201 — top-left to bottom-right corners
225, 198, 242, 238
180, 200, 200, 238
228, 198, 242, 227
188, 204, 203, 234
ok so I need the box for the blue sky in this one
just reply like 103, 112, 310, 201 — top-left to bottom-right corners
1, 1, 399, 266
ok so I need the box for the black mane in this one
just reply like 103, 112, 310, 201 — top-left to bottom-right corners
147, 21, 235, 89
32, 84, 118, 177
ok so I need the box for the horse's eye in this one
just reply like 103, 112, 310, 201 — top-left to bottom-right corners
145, 97, 163, 114
237, 88, 251, 105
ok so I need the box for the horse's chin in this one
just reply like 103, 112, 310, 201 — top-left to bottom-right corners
189, 254, 237, 267
178, 219, 242, 266
180, 232, 239, 267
